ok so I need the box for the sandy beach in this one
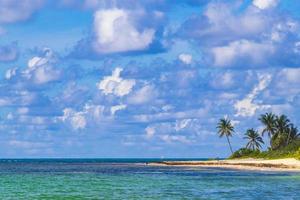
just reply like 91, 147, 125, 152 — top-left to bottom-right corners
149, 158, 300, 172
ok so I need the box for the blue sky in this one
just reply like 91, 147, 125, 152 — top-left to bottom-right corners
0, 0, 300, 158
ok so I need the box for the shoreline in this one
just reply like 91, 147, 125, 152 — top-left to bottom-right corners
148, 158, 300, 172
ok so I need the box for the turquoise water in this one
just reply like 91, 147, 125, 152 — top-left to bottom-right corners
0, 159, 299, 199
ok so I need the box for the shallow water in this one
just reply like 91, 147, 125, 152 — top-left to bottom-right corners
0, 159, 299, 199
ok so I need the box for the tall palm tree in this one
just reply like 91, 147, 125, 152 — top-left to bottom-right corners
286, 124, 299, 145
259, 113, 276, 138
217, 118, 234, 154
269, 114, 291, 150
244, 129, 264, 151
274, 115, 290, 140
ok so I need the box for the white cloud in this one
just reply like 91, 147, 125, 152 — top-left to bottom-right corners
212, 40, 274, 67
23, 48, 60, 84
210, 72, 235, 89
5, 67, 17, 79
28, 55, 48, 68
6, 113, 13, 120
111, 104, 127, 115
145, 122, 195, 143
18, 107, 29, 114
174, 119, 192, 131
143, 118, 204, 143
278, 68, 300, 84
218, 92, 238, 100
97, 67, 136, 97
134, 107, 209, 123
60, 103, 109, 130
31, 116, 45, 125
93, 8, 155, 54
199, 2, 269, 41
127, 84, 156, 104
162, 105, 173, 112
274, 68, 300, 96
63, 109, 86, 130
234, 74, 272, 117
270, 21, 297, 42
160, 135, 192, 144
145, 126, 155, 139
0, 98, 10, 106
294, 42, 300, 54
0, 0, 44, 24
0, 90, 36, 107
178, 53, 192, 65
253, 0, 278, 10
83, 103, 105, 119
61, 108, 87, 130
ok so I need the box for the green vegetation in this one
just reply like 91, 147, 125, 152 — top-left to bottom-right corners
244, 129, 264, 151
229, 140, 300, 160
217, 113, 300, 160
217, 118, 235, 154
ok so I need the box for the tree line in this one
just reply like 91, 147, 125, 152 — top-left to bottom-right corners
217, 113, 300, 154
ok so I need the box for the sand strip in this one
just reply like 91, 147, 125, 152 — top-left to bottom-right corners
148, 158, 300, 172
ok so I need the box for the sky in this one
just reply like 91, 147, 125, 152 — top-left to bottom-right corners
0, 0, 300, 158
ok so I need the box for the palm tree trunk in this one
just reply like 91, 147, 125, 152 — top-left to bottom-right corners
226, 135, 233, 154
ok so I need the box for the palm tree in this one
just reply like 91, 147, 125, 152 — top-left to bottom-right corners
286, 124, 299, 145
244, 129, 264, 151
274, 115, 290, 139
259, 113, 276, 138
217, 118, 234, 154
271, 114, 291, 149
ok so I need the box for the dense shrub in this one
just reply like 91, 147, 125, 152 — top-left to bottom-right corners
229, 148, 260, 159
230, 139, 300, 160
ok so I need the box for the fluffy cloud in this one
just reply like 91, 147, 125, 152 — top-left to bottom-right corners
60, 0, 174, 12
23, 48, 61, 84
97, 67, 136, 97
180, 0, 300, 68
92, 9, 155, 54
211, 40, 274, 67
234, 74, 272, 117
5, 67, 17, 79
210, 72, 235, 89
3, 0, 300, 157
178, 53, 192, 65
0, 0, 44, 24
58, 104, 104, 130
180, 2, 270, 45
60, 102, 129, 130
160, 135, 192, 144
0, 90, 37, 107
274, 68, 300, 96
61, 108, 87, 130
278, 68, 300, 84
145, 126, 155, 139
252, 0, 278, 10
135, 107, 209, 123
111, 104, 127, 115
174, 119, 192, 131
144, 118, 202, 144
127, 84, 157, 104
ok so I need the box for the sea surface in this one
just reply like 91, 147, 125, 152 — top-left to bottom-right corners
0, 158, 299, 199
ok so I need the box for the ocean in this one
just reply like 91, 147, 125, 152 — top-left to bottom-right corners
0, 159, 299, 199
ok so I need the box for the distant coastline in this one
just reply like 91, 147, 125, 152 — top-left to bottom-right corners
148, 158, 300, 172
